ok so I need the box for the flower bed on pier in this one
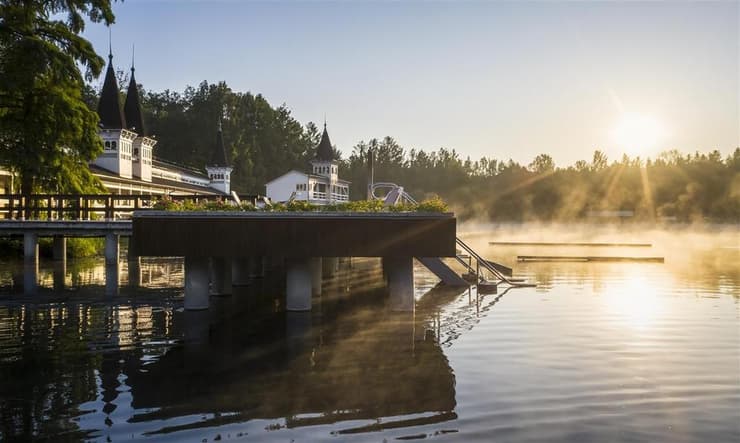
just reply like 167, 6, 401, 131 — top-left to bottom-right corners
152, 196, 449, 213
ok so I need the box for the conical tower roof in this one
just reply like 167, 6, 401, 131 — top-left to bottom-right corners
210, 121, 228, 166
316, 123, 334, 161
123, 66, 146, 135
97, 53, 126, 129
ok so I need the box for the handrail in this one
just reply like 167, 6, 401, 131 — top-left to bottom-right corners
456, 237, 534, 287
384, 184, 533, 287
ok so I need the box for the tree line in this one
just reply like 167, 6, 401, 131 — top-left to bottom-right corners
120, 79, 738, 223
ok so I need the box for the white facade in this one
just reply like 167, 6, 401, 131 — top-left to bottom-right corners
93, 129, 138, 179
266, 169, 349, 204
132, 136, 156, 182
206, 165, 234, 195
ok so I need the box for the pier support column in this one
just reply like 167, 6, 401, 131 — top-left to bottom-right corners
184, 257, 210, 310
23, 233, 38, 265
231, 258, 251, 286
385, 257, 415, 312
52, 237, 66, 262
210, 257, 232, 296
322, 257, 338, 278
310, 257, 322, 296
286, 257, 311, 311
127, 256, 141, 288
104, 233, 119, 266
23, 233, 39, 295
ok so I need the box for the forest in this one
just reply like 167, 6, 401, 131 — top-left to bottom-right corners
101, 79, 738, 223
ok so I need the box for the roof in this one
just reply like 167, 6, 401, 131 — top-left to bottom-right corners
210, 123, 229, 166
90, 163, 225, 195
97, 54, 126, 129
265, 169, 351, 185
152, 158, 209, 180
123, 67, 146, 135
316, 124, 334, 161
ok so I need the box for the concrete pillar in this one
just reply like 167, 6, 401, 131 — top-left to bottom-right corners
210, 257, 232, 296
104, 233, 119, 266
286, 257, 311, 311
310, 257, 322, 296
231, 258, 250, 286
127, 256, 141, 287
322, 257, 339, 278
184, 257, 210, 310
52, 260, 66, 292
385, 256, 415, 312
23, 233, 38, 265
52, 236, 66, 262
105, 263, 119, 296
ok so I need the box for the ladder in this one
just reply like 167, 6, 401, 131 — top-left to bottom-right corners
371, 183, 535, 288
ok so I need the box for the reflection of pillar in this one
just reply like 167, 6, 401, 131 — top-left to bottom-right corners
184, 257, 210, 310
210, 257, 232, 296
310, 257, 322, 296
322, 257, 338, 278
386, 256, 415, 312
286, 311, 312, 360
105, 263, 119, 296
127, 256, 141, 287
183, 309, 210, 365
232, 258, 250, 286
105, 233, 119, 266
286, 257, 311, 311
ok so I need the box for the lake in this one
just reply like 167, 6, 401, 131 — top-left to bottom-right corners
0, 225, 738, 442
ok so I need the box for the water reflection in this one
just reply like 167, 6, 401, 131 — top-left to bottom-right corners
0, 258, 482, 441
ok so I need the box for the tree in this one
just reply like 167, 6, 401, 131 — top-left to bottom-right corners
528, 153, 555, 174
0, 1, 114, 194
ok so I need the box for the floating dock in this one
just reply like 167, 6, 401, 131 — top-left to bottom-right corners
491, 241, 652, 247
517, 255, 664, 263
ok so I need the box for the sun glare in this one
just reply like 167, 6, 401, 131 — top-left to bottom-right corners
611, 113, 666, 157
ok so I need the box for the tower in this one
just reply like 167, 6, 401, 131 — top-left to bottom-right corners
311, 123, 338, 184
206, 121, 233, 195
93, 48, 136, 178
124, 56, 156, 182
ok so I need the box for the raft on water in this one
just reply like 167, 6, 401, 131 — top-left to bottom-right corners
517, 255, 664, 263
492, 241, 652, 247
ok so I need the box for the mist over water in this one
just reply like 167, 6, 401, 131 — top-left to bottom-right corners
0, 224, 738, 441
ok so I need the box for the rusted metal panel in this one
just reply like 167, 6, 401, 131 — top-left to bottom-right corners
131, 212, 456, 258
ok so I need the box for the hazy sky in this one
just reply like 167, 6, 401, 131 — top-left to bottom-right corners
83, 1, 739, 166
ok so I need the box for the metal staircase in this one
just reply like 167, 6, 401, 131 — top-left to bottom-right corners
369, 183, 535, 288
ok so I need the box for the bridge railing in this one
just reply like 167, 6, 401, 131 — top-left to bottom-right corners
0, 194, 254, 221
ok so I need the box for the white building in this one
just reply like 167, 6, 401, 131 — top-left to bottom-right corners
266, 124, 350, 204
89, 50, 232, 197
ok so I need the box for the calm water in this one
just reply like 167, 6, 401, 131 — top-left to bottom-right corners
0, 227, 738, 442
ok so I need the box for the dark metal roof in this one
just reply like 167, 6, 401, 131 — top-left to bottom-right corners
316, 124, 334, 161
210, 122, 229, 166
123, 67, 146, 135
97, 54, 126, 130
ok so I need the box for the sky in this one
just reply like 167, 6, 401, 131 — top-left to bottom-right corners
83, 1, 739, 166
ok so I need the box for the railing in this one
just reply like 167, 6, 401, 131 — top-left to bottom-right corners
0, 194, 252, 221
376, 183, 534, 287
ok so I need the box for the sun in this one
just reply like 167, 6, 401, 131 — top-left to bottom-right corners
611, 112, 666, 157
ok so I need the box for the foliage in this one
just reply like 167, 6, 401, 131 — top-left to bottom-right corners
0, 0, 113, 194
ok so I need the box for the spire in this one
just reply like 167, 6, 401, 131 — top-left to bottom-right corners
210, 119, 228, 166
97, 41, 126, 130
123, 47, 145, 135
316, 122, 334, 161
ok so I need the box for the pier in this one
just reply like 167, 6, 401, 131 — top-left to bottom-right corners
0, 208, 467, 312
